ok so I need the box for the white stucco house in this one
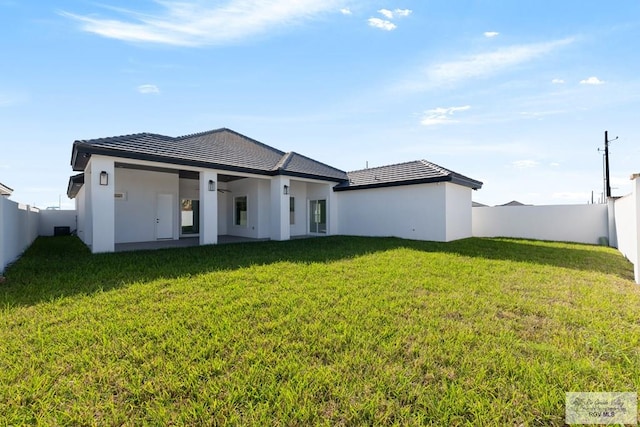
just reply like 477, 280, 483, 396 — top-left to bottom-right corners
67, 128, 482, 253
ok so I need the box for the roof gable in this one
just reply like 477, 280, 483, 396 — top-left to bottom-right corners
334, 160, 482, 191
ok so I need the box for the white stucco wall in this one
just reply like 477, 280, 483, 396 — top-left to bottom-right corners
218, 183, 229, 235
257, 180, 271, 239
472, 204, 609, 244
270, 175, 290, 241
114, 167, 179, 244
0, 198, 39, 273
614, 193, 636, 263
75, 185, 87, 244
337, 183, 448, 241
83, 163, 93, 246
613, 177, 640, 283
289, 180, 308, 236
226, 178, 267, 239
89, 156, 115, 253
445, 183, 472, 241
38, 210, 77, 236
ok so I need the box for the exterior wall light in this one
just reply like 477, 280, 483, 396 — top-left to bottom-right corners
208, 179, 216, 191
283, 184, 289, 195
99, 171, 108, 186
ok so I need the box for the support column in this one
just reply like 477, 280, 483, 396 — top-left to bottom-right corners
89, 156, 115, 253
328, 183, 339, 236
199, 171, 218, 246
270, 175, 290, 241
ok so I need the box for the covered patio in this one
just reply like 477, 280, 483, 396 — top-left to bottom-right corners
114, 234, 319, 252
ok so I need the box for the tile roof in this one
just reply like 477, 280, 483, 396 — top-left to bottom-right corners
70, 128, 348, 182
275, 152, 348, 181
334, 160, 482, 191
0, 182, 13, 196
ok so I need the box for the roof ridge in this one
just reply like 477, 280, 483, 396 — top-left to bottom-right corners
77, 132, 160, 144
273, 152, 294, 171
421, 159, 482, 185
347, 159, 422, 174
175, 128, 227, 140
419, 159, 452, 176
177, 128, 286, 156
287, 151, 347, 174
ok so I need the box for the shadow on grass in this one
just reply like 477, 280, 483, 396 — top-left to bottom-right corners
1, 235, 634, 307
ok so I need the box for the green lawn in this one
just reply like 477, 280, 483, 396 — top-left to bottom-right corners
1, 236, 638, 425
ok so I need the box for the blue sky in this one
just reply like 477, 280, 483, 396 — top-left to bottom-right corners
1, 0, 639, 208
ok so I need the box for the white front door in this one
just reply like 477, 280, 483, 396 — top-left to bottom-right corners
156, 193, 174, 239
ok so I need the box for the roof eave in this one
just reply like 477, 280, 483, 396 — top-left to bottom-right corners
334, 176, 453, 192
450, 175, 483, 190
67, 173, 85, 199
278, 170, 348, 183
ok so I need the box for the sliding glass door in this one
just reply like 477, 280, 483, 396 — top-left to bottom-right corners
181, 199, 199, 235
309, 199, 327, 234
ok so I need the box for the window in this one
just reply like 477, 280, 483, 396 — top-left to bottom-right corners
181, 199, 199, 234
235, 196, 247, 227
289, 197, 295, 225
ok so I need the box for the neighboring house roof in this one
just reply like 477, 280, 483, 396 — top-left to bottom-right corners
472, 201, 488, 207
498, 200, 529, 206
0, 182, 13, 196
334, 160, 483, 191
70, 128, 348, 182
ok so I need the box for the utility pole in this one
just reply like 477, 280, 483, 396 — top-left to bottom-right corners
601, 130, 618, 199
604, 131, 611, 198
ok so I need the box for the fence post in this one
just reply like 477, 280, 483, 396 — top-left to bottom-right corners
632, 174, 640, 284
607, 199, 617, 248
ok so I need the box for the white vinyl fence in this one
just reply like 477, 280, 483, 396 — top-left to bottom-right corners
612, 177, 640, 283
0, 198, 39, 273
472, 204, 609, 245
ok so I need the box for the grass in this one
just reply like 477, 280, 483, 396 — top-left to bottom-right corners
0, 235, 638, 425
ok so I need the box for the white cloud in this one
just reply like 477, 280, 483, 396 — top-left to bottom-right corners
137, 84, 160, 94
483, 31, 499, 38
550, 162, 560, 167
551, 78, 565, 84
62, 0, 344, 46
378, 8, 394, 19
339, 8, 352, 15
394, 9, 412, 17
402, 37, 574, 91
377, 8, 412, 19
512, 159, 539, 169
368, 18, 396, 31
420, 105, 470, 126
580, 76, 604, 85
